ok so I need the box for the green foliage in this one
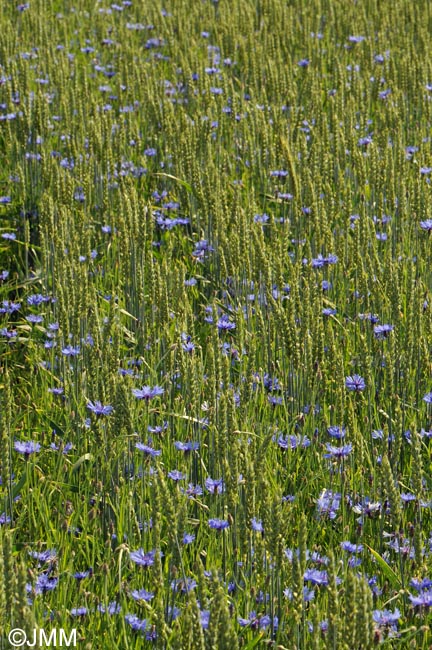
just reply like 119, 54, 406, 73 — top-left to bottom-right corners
1, 0, 432, 647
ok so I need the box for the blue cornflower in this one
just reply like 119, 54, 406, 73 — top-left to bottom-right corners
181, 483, 203, 498
304, 569, 329, 586
98, 602, 121, 615
340, 541, 363, 553
345, 375, 366, 391
182, 341, 195, 353
201, 610, 210, 629
125, 614, 149, 632
423, 392, 432, 404
174, 441, 199, 452
73, 569, 92, 580
401, 492, 416, 503
61, 345, 80, 356
205, 477, 225, 494
26, 314, 44, 323
29, 549, 57, 563
373, 324, 394, 339
208, 518, 230, 530
182, 532, 195, 545
251, 518, 264, 533
34, 574, 58, 594
420, 219, 432, 231
14, 440, 41, 456
217, 314, 235, 331
410, 578, 432, 591
132, 385, 164, 400
130, 588, 154, 602
167, 469, 186, 481
284, 586, 315, 602
135, 442, 161, 457
276, 434, 310, 449
327, 426, 346, 439
129, 548, 157, 567
27, 293, 50, 306
316, 489, 341, 520
409, 590, 432, 607
87, 400, 113, 416
50, 441, 73, 454
171, 577, 197, 593
324, 443, 353, 459
373, 608, 400, 628
238, 611, 259, 628
192, 239, 214, 259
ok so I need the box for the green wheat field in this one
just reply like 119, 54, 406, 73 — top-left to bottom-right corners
1, 0, 432, 647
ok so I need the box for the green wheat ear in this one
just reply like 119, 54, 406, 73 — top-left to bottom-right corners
0, 537, 5, 627
2, 531, 17, 628
326, 552, 341, 649
15, 557, 35, 635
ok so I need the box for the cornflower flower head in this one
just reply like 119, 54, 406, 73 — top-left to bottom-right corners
340, 541, 363, 553
29, 549, 57, 564
135, 442, 161, 457
97, 602, 121, 615
132, 385, 164, 400
167, 469, 186, 481
275, 434, 311, 449
181, 483, 203, 498
345, 374, 366, 391
14, 440, 41, 457
327, 425, 346, 439
304, 569, 329, 586
251, 518, 264, 532
217, 314, 236, 331
373, 324, 394, 339
324, 443, 353, 459
372, 608, 400, 629
316, 489, 341, 520
182, 532, 195, 545
61, 344, 80, 356
409, 590, 432, 607
205, 477, 225, 494
125, 614, 149, 632
174, 440, 199, 452
208, 518, 230, 530
410, 578, 432, 591
420, 219, 432, 231
87, 400, 113, 416
129, 548, 157, 567
33, 574, 58, 594
130, 588, 154, 602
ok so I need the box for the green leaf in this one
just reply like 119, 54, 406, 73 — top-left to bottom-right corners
366, 544, 402, 589
152, 172, 194, 195
71, 453, 93, 472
